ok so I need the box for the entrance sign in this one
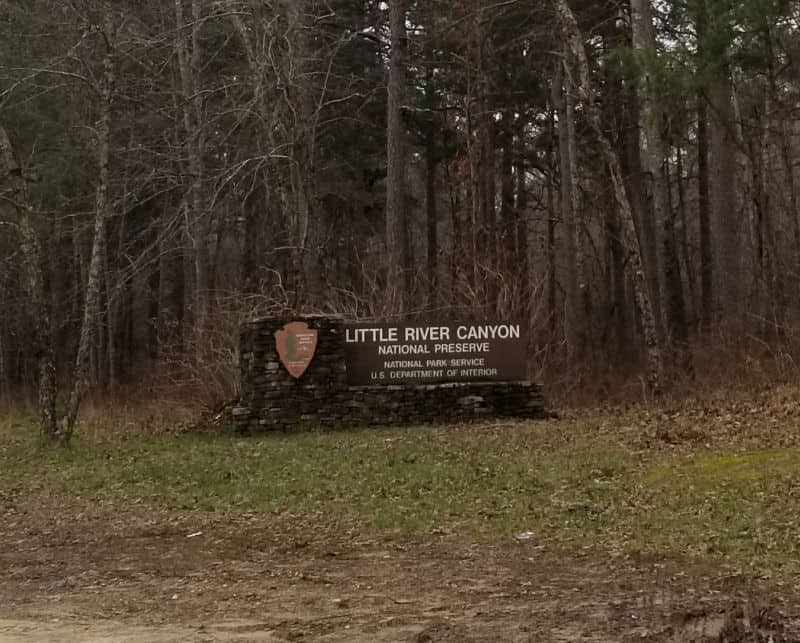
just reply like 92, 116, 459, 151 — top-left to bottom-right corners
235, 316, 546, 433
344, 322, 526, 385
275, 321, 318, 379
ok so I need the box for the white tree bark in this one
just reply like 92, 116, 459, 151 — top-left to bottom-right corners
0, 123, 57, 437
554, 0, 663, 393
60, 3, 115, 441
631, 0, 688, 360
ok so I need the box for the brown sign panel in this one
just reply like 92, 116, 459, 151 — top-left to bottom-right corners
344, 322, 527, 385
275, 321, 318, 379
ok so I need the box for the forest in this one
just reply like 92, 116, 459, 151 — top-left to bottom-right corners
1, 0, 799, 439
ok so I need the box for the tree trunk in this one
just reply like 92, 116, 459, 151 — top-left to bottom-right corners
175, 0, 208, 331
618, 87, 659, 338
551, 57, 581, 359
546, 107, 558, 339
515, 116, 530, 315
614, 77, 662, 347
607, 192, 631, 358
60, 7, 115, 441
386, 0, 407, 315
104, 185, 126, 389
425, 132, 438, 310
697, 98, 714, 330
103, 234, 115, 388
630, 0, 688, 361
281, 0, 323, 306
442, 145, 461, 310
676, 145, 697, 328
710, 65, 739, 324
695, 2, 714, 331
500, 123, 515, 289
764, 23, 793, 324
425, 89, 438, 311
663, 152, 690, 367
0, 124, 57, 438
482, 99, 497, 315
554, 0, 663, 393
781, 124, 800, 309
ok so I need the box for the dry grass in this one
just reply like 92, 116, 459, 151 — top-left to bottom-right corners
544, 328, 800, 409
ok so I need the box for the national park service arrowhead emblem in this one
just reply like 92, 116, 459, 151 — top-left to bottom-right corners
274, 321, 318, 379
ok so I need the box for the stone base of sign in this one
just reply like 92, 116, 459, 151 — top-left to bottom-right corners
233, 316, 546, 433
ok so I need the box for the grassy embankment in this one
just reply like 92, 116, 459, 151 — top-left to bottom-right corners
2, 388, 800, 584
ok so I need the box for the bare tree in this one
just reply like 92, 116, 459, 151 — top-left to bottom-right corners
60, 2, 116, 442
554, 0, 663, 393
631, 0, 688, 362
174, 0, 209, 332
386, 0, 408, 314
0, 124, 57, 437
695, 0, 714, 331
551, 56, 581, 359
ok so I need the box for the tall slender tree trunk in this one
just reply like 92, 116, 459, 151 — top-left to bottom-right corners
104, 175, 127, 388
175, 0, 208, 331
781, 125, 800, 308
104, 231, 116, 388
386, 0, 407, 315
554, 0, 663, 393
466, 105, 482, 305
424, 70, 438, 311
514, 117, 530, 314
546, 108, 558, 339
0, 124, 57, 438
482, 101, 497, 315
747, 84, 783, 333
61, 6, 115, 441
710, 64, 740, 324
551, 57, 581, 359
282, 0, 322, 305
662, 152, 690, 366
425, 124, 438, 311
500, 123, 515, 291
607, 192, 631, 358
744, 105, 768, 326
619, 85, 661, 339
631, 0, 688, 363
442, 146, 461, 309
764, 23, 794, 323
676, 145, 697, 328
698, 99, 714, 330
695, 2, 714, 331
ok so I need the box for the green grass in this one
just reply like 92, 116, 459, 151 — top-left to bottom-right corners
2, 415, 800, 582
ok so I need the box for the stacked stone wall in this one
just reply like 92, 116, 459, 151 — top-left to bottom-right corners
233, 316, 545, 432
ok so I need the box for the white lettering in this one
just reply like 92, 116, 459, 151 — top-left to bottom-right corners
459, 368, 498, 378
433, 342, 490, 353
455, 324, 520, 340
345, 327, 398, 343
404, 326, 451, 341
377, 344, 431, 356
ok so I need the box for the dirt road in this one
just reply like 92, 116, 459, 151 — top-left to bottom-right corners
1, 500, 797, 642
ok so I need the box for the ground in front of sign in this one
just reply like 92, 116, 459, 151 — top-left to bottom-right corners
3, 386, 800, 641
0, 527, 794, 643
